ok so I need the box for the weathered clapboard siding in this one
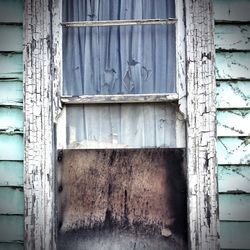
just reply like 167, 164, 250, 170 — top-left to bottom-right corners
214, 0, 250, 22
0, 107, 23, 131
218, 166, 250, 193
217, 110, 250, 136
0, 188, 24, 214
0, 0, 23, 23
219, 194, 250, 221
0, 25, 23, 52
216, 81, 250, 109
0, 243, 23, 250
220, 222, 250, 249
216, 52, 250, 79
0, 215, 24, 242
0, 161, 23, 187
0, 81, 23, 105
0, 53, 23, 80
0, 135, 23, 161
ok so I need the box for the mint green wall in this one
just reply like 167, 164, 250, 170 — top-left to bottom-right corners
0, 0, 24, 249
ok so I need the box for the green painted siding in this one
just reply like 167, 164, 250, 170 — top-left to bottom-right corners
0, 0, 24, 248
215, 0, 250, 249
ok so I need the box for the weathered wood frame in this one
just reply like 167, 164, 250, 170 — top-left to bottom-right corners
23, 0, 219, 249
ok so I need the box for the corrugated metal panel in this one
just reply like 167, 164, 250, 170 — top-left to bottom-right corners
216, 52, 250, 79
0, 161, 23, 186
215, 25, 250, 51
0, 0, 23, 23
214, 0, 250, 22
220, 222, 250, 249
216, 81, 250, 109
0, 188, 24, 214
0, 25, 23, 52
66, 103, 177, 148
0, 215, 24, 242
219, 195, 250, 221
218, 166, 250, 193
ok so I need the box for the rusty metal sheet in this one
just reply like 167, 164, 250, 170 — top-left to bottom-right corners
57, 149, 187, 250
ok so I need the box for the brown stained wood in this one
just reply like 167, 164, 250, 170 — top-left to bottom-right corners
57, 149, 187, 250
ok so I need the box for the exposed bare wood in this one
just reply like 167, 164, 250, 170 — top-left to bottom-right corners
24, 0, 55, 249
185, 0, 219, 249
61, 93, 178, 104
61, 18, 177, 28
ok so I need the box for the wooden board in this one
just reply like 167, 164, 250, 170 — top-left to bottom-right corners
0, 161, 23, 186
217, 138, 250, 165
0, 187, 24, 214
0, 134, 23, 161
218, 166, 250, 193
0, 81, 23, 105
0, 243, 23, 250
57, 149, 187, 250
0, 25, 23, 52
0, 53, 23, 79
0, 215, 24, 242
217, 110, 250, 136
0, 107, 23, 131
220, 222, 250, 249
216, 81, 250, 109
219, 194, 250, 221
0, 0, 23, 23
215, 24, 250, 51
214, 0, 250, 22
216, 52, 250, 80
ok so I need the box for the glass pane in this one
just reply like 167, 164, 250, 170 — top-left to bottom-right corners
63, 0, 176, 95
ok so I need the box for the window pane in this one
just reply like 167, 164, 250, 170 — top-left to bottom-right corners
63, 0, 176, 95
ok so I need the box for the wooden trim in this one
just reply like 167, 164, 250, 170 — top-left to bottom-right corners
61, 93, 178, 104
185, 0, 220, 249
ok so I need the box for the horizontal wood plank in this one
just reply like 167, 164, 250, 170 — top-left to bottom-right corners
0, 215, 23, 242
214, 0, 250, 22
220, 222, 250, 249
0, 243, 23, 250
0, 107, 23, 131
215, 24, 250, 51
219, 194, 250, 221
218, 166, 250, 193
0, 0, 23, 23
217, 138, 250, 165
0, 161, 23, 186
0, 81, 23, 105
0, 188, 24, 214
0, 25, 23, 52
217, 110, 250, 136
216, 81, 250, 109
0, 135, 23, 161
0, 53, 22, 79
216, 52, 250, 80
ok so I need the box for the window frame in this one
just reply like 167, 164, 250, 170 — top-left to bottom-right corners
23, 0, 219, 249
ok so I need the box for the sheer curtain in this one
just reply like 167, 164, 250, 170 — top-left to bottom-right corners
63, 0, 176, 95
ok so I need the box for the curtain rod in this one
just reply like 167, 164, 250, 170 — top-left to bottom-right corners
61, 18, 177, 27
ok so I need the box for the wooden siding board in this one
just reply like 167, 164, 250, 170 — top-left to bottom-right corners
218, 166, 250, 193
220, 222, 250, 249
219, 194, 250, 221
0, 161, 23, 187
0, 135, 23, 161
217, 110, 250, 136
214, 0, 250, 22
0, 215, 24, 242
0, 188, 24, 214
0, 0, 23, 23
216, 52, 250, 80
0, 53, 22, 80
216, 81, 250, 109
0, 25, 23, 52
0, 107, 23, 131
0, 81, 23, 104
0, 243, 23, 250
217, 138, 250, 165
215, 24, 250, 51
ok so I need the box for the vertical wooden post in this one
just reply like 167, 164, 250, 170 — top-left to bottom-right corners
186, 0, 220, 249
24, 0, 55, 249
